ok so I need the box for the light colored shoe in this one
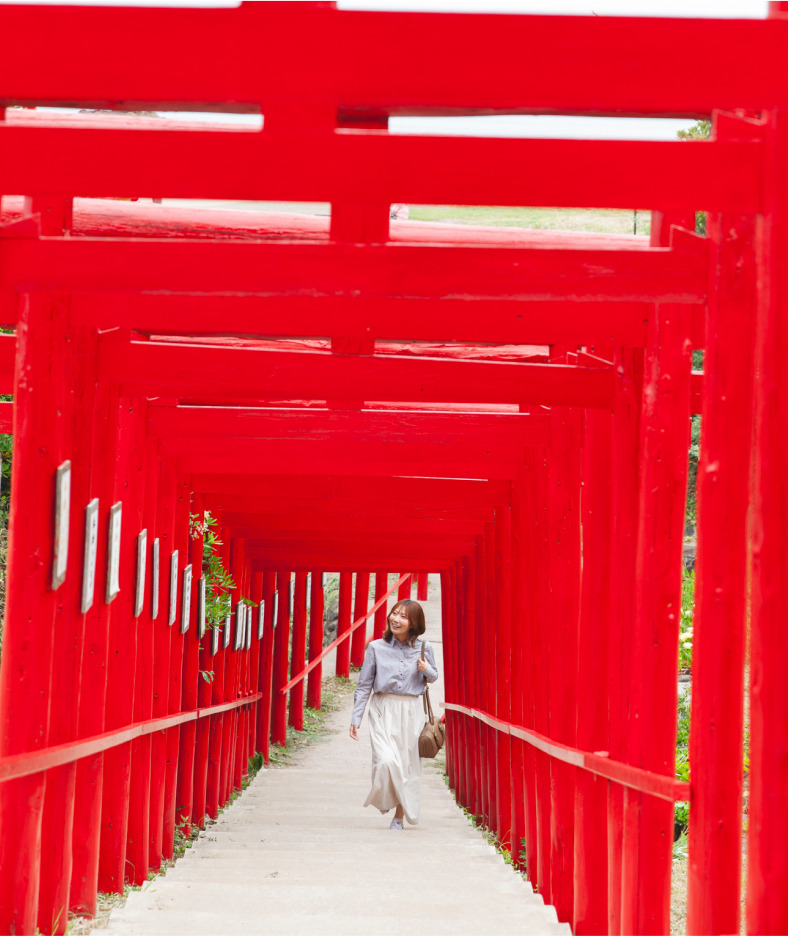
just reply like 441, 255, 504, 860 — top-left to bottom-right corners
390, 819, 404, 831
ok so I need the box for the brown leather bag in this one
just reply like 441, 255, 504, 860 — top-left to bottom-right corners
418, 641, 445, 758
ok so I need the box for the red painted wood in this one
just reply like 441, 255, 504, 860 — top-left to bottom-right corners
256, 572, 276, 764
1, 238, 708, 305
205, 524, 229, 818
289, 572, 308, 731
271, 572, 292, 747
349, 572, 370, 669
1, 4, 786, 116
0, 122, 761, 213
97, 398, 146, 893
72, 292, 653, 348
104, 339, 615, 410
335, 572, 353, 679
70, 366, 125, 916
746, 108, 788, 936
622, 293, 692, 932
0, 294, 67, 934
373, 573, 388, 640
686, 116, 760, 936
573, 407, 612, 935
307, 573, 325, 711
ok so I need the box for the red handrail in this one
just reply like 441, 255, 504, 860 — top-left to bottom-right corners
0, 692, 262, 785
443, 702, 689, 804
280, 572, 412, 694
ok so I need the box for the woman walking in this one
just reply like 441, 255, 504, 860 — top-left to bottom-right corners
349, 599, 439, 830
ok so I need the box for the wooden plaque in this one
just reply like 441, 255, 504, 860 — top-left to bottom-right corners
105, 501, 122, 604
223, 611, 231, 649
235, 602, 245, 650
246, 612, 252, 649
52, 460, 71, 590
81, 497, 99, 614
134, 529, 147, 618
211, 620, 219, 655
151, 537, 160, 619
180, 563, 193, 635
197, 576, 207, 639
168, 549, 179, 626
257, 599, 264, 641
271, 591, 278, 628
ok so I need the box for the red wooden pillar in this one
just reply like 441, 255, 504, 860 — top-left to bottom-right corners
161, 471, 190, 858
373, 572, 388, 639
494, 507, 513, 852
686, 115, 758, 936
69, 338, 123, 917
271, 571, 292, 747
0, 293, 67, 934
147, 457, 178, 866
307, 571, 324, 710
622, 222, 693, 935
220, 538, 243, 800
746, 107, 788, 936
509, 466, 531, 875
573, 405, 612, 935
97, 396, 146, 893
607, 344, 643, 934
256, 571, 276, 764
289, 571, 308, 730
125, 438, 160, 885
416, 571, 429, 601
192, 561, 220, 828
36, 316, 92, 933
350, 570, 370, 668
335, 571, 352, 678
176, 492, 204, 838
247, 570, 264, 749
398, 573, 412, 600
547, 405, 582, 925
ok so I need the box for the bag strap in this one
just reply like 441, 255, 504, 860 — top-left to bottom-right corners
421, 641, 434, 722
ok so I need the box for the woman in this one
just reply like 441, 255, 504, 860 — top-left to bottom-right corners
349, 599, 439, 830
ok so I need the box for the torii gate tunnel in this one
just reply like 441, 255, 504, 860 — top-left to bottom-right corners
0, 2, 787, 934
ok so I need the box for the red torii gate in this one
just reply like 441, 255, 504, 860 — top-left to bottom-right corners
0, 3, 785, 936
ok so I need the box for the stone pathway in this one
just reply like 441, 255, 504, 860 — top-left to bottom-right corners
107, 577, 569, 936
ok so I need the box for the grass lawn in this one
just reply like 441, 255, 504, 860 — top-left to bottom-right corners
408, 204, 651, 235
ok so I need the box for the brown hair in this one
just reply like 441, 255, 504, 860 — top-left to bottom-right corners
383, 599, 426, 648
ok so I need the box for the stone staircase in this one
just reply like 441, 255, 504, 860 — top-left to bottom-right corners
107, 580, 569, 936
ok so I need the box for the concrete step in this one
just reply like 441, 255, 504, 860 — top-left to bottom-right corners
107, 578, 570, 936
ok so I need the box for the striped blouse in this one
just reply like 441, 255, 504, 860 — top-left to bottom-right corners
351, 636, 439, 726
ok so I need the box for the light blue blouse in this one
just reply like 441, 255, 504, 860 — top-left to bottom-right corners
351, 637, 439, 726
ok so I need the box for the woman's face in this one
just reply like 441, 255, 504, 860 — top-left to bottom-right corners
388, 605, 412, 642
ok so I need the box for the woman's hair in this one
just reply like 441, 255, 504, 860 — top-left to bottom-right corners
383, 599, 426, 647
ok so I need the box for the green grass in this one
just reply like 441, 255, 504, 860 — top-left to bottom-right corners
407, 204, 650, 235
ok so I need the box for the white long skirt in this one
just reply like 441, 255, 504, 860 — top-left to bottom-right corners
363, 692, 425, 825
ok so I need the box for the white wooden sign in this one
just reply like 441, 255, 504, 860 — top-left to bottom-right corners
180, 563, 193, 635
151, 537, 160, 619
257, 599, 264, 641
134, 529, 147, 618
211, 621, 219, 655
105, 501, 122, 604
81, 497, 99, 613
52, 460, 71, 590
246, 612, 252, 649
223, 611, 231, 648
235, 602, 245, 650
271, 591, 278, 628
197, 577, 206, 639
168, 550, 179, 626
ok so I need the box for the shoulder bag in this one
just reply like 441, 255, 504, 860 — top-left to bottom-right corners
418, 641, 446, 758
